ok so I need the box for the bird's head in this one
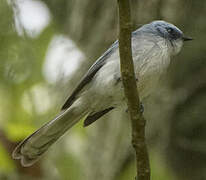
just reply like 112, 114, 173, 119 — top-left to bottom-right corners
143, 20, 193, 55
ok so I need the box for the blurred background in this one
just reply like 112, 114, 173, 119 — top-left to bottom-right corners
0, 0, 205, 179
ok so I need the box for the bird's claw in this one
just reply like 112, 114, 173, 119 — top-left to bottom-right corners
125, 102, 144, 114
140, 102, 144, 113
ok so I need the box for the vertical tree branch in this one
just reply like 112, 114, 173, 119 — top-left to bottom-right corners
117, 0, 150, 179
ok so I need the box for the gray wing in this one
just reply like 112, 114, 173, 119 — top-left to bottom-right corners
61, 41, 118, 110
83, 107, 114, 127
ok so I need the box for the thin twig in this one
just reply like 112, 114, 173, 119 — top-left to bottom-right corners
117, 0, 150, 179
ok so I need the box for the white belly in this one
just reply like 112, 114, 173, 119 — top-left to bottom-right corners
80, 39, 171, 112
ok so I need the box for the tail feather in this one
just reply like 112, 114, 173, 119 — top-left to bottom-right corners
12, 105, 88, 167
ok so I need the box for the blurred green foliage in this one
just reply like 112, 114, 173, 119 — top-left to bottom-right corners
0, 0, 206, 180
0, 143, 15, 172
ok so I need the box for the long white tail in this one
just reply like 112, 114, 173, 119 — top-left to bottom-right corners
12, 104, 88, 167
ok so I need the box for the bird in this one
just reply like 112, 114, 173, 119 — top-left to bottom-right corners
12, 20, 192, 167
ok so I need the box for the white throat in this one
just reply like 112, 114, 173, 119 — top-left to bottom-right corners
170, 39, 183, 55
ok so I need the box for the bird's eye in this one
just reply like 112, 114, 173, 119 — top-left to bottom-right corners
167, 28, 174, 34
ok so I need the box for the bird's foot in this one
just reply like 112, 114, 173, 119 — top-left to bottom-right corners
114, 75, 138, 85
140, 102, 144, 113
125, 102, 144, 114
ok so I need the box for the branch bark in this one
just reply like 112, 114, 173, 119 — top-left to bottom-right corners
117, 0, 150, 179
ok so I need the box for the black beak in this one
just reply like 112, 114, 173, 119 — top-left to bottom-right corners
183, 36, 193, 41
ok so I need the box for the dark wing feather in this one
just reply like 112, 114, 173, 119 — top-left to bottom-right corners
61, 41, 118, 110
83, 107, 114, 127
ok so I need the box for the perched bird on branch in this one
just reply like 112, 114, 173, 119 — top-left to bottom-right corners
12, 20, 192, 167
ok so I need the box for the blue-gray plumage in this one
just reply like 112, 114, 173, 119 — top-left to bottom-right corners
12, 20, 192, 167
